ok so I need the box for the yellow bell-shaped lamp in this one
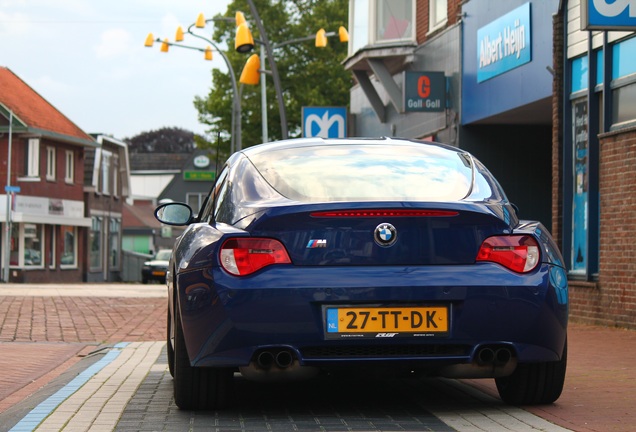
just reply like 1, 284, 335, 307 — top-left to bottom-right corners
315, 29, 327, 47
339, 26, 349, 43
235, 11, 246, 27
175, 26, 184, 42
160, 38, 170, 53
240, 54, 261, 85
144, 33, 154, 47
195, 13, 206, 28
204, 46, 213, 61
235, 22, 255, 53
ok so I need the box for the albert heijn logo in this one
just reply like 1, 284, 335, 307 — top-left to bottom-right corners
403, 71, 446, 112
302, 107, 347, 138
582, 0, 636, 30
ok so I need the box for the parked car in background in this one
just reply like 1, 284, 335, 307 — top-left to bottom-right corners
155, 137, 569, 410
141, 249, 171, 284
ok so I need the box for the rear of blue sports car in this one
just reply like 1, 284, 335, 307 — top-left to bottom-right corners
159, 138, 568, 410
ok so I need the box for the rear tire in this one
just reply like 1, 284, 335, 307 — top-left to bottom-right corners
496, 339, 567, 405
173, 303, 233, 410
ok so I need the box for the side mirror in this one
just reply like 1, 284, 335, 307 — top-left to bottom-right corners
155, 202, 193, 226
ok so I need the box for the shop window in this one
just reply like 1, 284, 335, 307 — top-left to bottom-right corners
109, 218, 120, 269
46, 147, 56, 181
23, 224, 43, 268
571, 98, 588, 275
60, 226, 77, 268
89, 217, 102, 270
9, 224, 19, 266
65, 150, 74, 183
48, 226, 56, 269
348, 0, 414, 55
429, 0, 448, 33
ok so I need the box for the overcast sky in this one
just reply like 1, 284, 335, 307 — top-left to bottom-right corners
0, 0, 232, 139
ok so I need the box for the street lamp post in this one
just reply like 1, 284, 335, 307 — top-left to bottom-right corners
145, 16, 243, 152
3, 110, 13, 283
235, 0, 349, 142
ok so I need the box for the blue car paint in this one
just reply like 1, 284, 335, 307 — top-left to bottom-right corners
164, 138, 568, 380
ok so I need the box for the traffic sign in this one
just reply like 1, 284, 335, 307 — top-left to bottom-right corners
4, 185, 20, 193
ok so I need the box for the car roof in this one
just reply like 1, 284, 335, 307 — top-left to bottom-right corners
239, 137, 461, 157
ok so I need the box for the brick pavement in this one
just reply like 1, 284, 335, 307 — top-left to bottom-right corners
1, 283, 636, 432
0, 285, 167, 413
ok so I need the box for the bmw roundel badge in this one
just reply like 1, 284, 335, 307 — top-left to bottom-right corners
374, 223, 397, 247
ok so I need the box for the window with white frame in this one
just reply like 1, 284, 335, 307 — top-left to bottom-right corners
376, 0, 414, 42
101, 150, 112, 195
187, 192, 207, 214
46, 146, 56, 180
429, 0, 448, 32
60, 225, 77, 268
65, 150, 74, 183
26, 138, 40, 178
112, 154, 119, 197
349, 0, 415, 56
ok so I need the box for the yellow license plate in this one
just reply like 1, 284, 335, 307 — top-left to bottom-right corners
326, 306, 448, 338
152, 271, 166, 276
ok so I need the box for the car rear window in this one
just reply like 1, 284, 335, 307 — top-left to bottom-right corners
247, 144, 474, 202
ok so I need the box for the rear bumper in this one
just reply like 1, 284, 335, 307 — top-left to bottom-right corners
176, 263, 568, 372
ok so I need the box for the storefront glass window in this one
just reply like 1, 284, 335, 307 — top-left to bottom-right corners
48, 226, 55, 268
23, 224, 43, 268
61, 225, 77, 268
571, 99, 588, 275
9, 224, 19, 266
109, 218, 120, 268
89, 217, 102, 270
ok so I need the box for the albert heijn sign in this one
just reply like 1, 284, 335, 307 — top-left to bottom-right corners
582, 0, 636, 30
403, 71, 446, 113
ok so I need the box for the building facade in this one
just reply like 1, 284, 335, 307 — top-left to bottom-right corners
0, 67, 95, 283
554, 0, 636, 328
84, 134, 132, 282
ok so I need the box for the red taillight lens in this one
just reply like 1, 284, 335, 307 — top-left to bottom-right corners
476, 235, 540, 273
220, 238, 291, 276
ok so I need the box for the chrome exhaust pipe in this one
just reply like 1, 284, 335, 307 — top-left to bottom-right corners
275, 350, 294, 368
477, 347, 495, 365
495, 348, 512, 365
256, 351, 275, 369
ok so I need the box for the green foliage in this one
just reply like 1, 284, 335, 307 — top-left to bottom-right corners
193, 0, 351, 153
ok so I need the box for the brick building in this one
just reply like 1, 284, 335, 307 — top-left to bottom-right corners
0, 67, 96, 283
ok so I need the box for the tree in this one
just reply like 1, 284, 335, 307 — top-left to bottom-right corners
194, 0, 351, 153
125, 127, 197, 154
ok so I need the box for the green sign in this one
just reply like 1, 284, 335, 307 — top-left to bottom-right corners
183, 171, 215, 181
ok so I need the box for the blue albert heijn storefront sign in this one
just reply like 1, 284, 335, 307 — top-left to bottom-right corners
302, 107, 347, 138
477, 2, 532, 83
582, 0, 636, 30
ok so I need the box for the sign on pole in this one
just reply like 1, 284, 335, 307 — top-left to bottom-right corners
302, 107, 347, 138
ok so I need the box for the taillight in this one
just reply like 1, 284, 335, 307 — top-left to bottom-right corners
220, 238, 291, 276
476, 235, 540, 273
311, 209, 458, 217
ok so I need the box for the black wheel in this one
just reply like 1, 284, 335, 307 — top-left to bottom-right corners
173, 303, 233, 410
496, 339, 567, 405
166, 304, 174, 377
